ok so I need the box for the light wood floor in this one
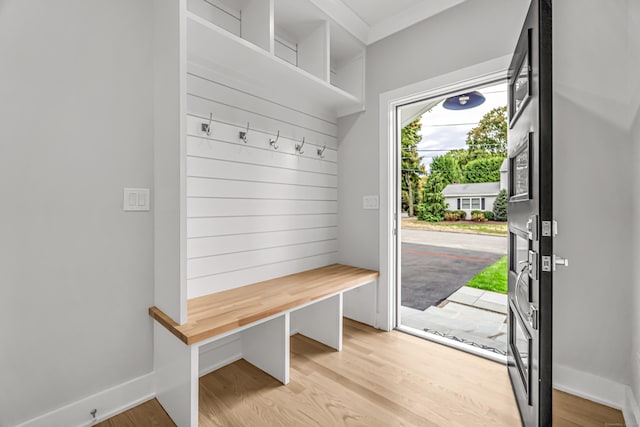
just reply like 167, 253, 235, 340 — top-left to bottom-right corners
95, 398, 175, 426
101, 319, 626, 426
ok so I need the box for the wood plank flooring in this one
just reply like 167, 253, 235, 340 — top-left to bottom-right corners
553, 389, 626, 427
101, 319, 626, 426
200, 318, 520, 426
95, 398, 175, 426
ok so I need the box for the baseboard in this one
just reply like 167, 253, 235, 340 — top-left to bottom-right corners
554, 364, 626, 410
625, 386, 640, 427
554, 365, 640, 425
15, 372, 155, 427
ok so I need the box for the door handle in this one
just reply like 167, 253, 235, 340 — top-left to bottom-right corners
514, 262, 538, 330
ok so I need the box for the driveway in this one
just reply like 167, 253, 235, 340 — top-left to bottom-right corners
401, 242, 503, 310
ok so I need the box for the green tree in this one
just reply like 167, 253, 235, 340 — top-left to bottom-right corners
417, 172, 447, 222
463, 156, 505, 183
401, 119, 426, 216
493, 189, 508, 221
430, 154, 463, 186
466, 106, 508, 156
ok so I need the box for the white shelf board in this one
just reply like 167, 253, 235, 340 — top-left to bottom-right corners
186, 12, 362, 116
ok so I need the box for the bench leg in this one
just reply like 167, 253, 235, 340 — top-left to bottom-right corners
291, 293, 343, 351
154, 324, 198, 427
242, 313, 290, 384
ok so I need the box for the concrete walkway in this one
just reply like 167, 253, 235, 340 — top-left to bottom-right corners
401, 287, 508, 354
401, 228, 507, 255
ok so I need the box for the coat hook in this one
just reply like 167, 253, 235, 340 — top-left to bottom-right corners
295, 137, 306, 154
201, 113, 213, 136
317, 144, 326, 158
269, 130, 280, 150
239, 122, 250, 143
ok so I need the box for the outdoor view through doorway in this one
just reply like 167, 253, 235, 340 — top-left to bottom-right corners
398, 81, 509, 360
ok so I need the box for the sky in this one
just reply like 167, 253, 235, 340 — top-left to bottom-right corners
412, 82, 507, 171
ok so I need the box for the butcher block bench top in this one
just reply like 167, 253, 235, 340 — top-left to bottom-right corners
149, 263, 379, 345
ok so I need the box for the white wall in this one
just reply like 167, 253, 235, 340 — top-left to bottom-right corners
0, 1, 154, 425
337, 0, 529, 270
553, 0, 637, 404
184, 0, 340, 299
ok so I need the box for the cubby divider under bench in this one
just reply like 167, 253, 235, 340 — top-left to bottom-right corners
149, 263, 379, 427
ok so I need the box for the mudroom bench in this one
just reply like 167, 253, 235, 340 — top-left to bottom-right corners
149, 263, 379, 426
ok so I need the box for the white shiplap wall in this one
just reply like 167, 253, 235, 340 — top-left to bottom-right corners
185, 60, 339, 298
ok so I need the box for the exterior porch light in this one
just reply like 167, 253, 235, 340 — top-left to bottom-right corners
443, 91, 486, 110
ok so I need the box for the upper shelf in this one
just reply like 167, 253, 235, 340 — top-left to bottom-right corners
186, 12, 363, 117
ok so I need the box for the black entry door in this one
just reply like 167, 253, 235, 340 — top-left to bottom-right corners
506, 1, 552, 426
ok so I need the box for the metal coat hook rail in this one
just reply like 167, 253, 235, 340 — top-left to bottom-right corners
201, 113, 213, 136
239, 122, 250, 143
295, 137, 306, 154
317, 144, 326, 158
269, 130, 280, 150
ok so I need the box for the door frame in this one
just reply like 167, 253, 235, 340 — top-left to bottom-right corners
377, 55, 511, 332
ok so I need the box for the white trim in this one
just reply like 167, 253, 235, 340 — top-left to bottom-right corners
444, 193, 498, 198
307, 0, 469, 46
378, 55, 511, 331
14, 372, 156, 427
625, 386, 640, 427
307, 0, 369, 44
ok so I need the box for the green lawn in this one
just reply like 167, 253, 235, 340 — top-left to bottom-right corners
466, 255, 508, 294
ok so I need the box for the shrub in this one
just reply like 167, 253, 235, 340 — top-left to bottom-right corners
444, 211, 461, 221
456, 210, 467, 220
471, 210, 483, 217
493, 189, 508, 221
483, 211, 495, 221
471, 212, 488, 222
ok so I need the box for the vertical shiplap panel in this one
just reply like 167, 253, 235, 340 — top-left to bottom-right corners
186, 65, 338, 298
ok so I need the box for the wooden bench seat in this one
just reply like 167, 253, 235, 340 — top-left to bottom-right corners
149, 263, 379, 345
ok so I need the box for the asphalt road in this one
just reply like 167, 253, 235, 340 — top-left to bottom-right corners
401, 228, 507, 254
401, 241, 504, 311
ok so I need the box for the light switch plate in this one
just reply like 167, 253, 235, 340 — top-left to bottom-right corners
123, 188, 150, 211
362, 195, 379, 210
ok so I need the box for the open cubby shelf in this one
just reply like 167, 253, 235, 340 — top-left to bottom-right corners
187, 12, 362, 115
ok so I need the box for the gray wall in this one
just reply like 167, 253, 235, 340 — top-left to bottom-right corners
0, 1, 154, 425
553, 0, 635, 392
338, 0, 640, 409
631, 0, 640, 411
337, 0, 529, 270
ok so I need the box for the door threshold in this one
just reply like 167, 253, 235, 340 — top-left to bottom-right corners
396, 324, 508, 364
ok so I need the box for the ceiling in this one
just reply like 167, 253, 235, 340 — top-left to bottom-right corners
310, 0, 467, 45
341, 0, 424, 27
